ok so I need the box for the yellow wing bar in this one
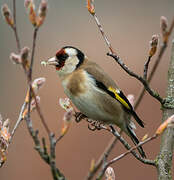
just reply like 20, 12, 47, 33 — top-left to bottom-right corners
108, 86, 131, 110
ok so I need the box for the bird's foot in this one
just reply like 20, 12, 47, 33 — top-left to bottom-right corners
74, 112, 87, 123
88, 120, 105, 131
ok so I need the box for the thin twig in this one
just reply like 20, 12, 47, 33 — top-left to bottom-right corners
96, 133, 158, 180
144, 56, 152, 80
49, 133, 66, 180
86, 2, 157, 179
107, 53, 164, 104
24, 117, 66, 180
89, 0, 164, 105
95, 126, 156, 180
93, 14, 115, 54
8, 0, 24, 143
108, 134, 157, 166
56, 135, 64, 144
42, 137, 49, 159
27, 27, 38, 128
7, 1, 66, 179
86, 131, 122, 180
13, 0, 16, 25
11, 0, 50, 138
135, 43, 167, 109
106, 126, 155, 166
31, 87, 51, 134
10, 101, 27, 142
135, 16, 174, 109
12, 0, 21, 52
50, 133, 56, 159
26, 27, 50, 135
9, 0, 26, 140
28, 28, 38, 80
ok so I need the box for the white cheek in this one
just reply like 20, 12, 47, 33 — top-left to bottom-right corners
61, 57, 79, 75
65, 48, 77, 56
60, 63, 76, 75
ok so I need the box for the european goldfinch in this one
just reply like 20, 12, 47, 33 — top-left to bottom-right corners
46, 46, 146, 158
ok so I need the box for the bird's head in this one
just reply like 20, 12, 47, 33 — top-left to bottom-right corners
46, 46, 85, 76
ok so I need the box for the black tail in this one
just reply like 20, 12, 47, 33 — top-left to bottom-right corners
127, 125, 146, 158
131, 110, 145, 128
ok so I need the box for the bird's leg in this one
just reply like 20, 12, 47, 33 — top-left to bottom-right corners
109, 125, 116, 133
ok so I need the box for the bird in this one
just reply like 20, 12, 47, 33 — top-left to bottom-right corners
45, 46, 146, 158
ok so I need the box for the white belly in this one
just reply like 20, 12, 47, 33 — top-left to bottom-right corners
62, 76, 116, 123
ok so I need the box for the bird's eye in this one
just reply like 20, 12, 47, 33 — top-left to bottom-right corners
56, 53, 68, 61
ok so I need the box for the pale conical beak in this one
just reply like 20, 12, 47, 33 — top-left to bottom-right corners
47, 56, 59, 66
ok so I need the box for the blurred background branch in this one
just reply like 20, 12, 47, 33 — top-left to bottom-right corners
1, 0, 66, 179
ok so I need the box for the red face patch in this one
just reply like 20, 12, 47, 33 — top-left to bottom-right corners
56, 49, 65, 57
55, 49, 68, 70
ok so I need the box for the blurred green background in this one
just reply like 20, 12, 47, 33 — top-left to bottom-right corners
0, 0, 174, 179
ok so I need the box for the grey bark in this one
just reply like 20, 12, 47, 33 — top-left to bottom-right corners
156, 40, 174, 180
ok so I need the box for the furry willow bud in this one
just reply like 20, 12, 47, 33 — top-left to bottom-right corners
3, 119, 10, 129
61, 108, 73, 136
32, 77, 46, 94
0, 118, 11, 143
142, 133, 148, 141
105, 167, 115, 180
0, 115, 10, 167
89, 159, 95, 172
25, 77, 46, 103
10, 47, 30, 69
149, 34, 158, 57
1, 4, 14, 27
37, 0, 48, 27
156, 115, 174, 135
21, 47, 29, 61
87, 0, 95, 15
24, 0, 32, 8
59, 98, 72, 111
10, 53, 21, 64
63, 108, 74, 123
20, 47, 30, 69
24, 0, 37, 26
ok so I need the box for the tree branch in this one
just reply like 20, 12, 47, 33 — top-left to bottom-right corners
144, 56, 152, 80
96, 133, 158, 180
135, 16, 174, 109
24, 118, 67, 180
88, 0, 165, 105
107, 126, 155, 166
156, 39, 174, 180
10, 101, 27, 142
135, 42, 167, 109
5, 1, 66, 179
107, 53, 164, 104
85, 2, 161, 179
27, 27, 50, 135
86, 131, 121, 180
